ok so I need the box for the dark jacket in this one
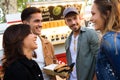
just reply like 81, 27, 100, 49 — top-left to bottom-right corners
65, 27, 99, 80
96, 31, 120, 80
3, 57, 44, 80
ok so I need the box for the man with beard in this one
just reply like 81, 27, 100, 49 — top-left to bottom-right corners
63, 7, 99, 80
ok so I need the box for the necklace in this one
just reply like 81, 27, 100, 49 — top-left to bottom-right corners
73, 35, 78, 52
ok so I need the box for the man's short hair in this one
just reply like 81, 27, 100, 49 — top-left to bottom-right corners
21, 7, 41, 21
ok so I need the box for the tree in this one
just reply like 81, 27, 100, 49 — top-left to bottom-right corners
18, 0, 27, 12
17, 0, 35, 12
0, 0, 17, 23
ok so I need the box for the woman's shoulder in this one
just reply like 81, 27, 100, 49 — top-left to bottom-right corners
103, 31, 120, 39
3, 59, 36, 80
4, 60, 25, 76
103, 31, 116, 39
5, 58, 39, 76
6, 59, 26, 71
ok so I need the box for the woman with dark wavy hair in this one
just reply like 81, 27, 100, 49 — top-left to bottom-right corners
90, 0, 120, 80
2, 24, 44, 80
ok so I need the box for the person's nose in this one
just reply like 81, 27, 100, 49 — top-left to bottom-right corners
38, 22, 42, 26
71, 20, 76, 24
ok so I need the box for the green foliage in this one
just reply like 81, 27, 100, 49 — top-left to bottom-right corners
17, 0, 29, 12
17, 0, 44, 12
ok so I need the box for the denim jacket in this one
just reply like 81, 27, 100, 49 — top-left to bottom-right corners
96, 31, 120, 80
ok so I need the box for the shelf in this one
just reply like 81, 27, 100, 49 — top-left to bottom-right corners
51, 39, 65, 45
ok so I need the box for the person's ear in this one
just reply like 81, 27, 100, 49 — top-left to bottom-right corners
23, 20, 29, 24
103, 10, 110, 20
65, 20, 67, 25
106, 10, 110, 18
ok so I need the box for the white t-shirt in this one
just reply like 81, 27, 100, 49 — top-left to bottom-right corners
69, 35, 79, 80
33, 36, 50, 80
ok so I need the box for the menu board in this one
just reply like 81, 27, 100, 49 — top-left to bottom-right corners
38, 4, 82, 21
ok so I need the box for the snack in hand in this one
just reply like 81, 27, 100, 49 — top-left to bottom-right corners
54, 64, 67, 71
55, 66, 70, 72
54, 63, 75, 73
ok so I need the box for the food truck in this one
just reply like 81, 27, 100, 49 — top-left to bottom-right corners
26, 0, 86, 64
0, 0, 91, 66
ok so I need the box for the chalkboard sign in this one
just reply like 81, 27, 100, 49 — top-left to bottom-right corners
38, 4, 82, 21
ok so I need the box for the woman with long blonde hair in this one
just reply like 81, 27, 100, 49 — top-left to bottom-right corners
90, 0, 120, 80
